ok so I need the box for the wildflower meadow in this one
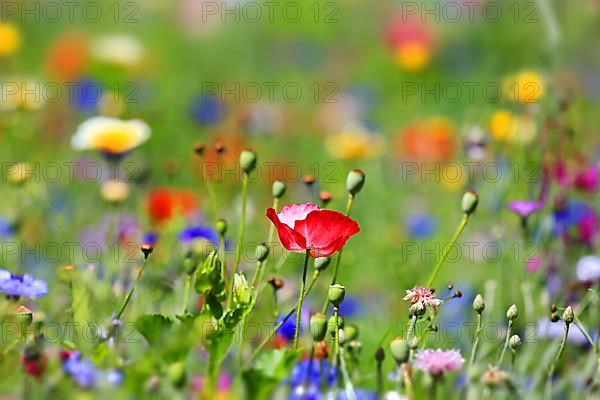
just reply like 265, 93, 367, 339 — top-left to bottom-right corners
1, 0, 600, 399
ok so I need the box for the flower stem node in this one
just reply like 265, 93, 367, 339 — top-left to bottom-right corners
310, 313, 328, 341
346, 169, 366, 196
255, 243, 269, 262
461, 190, 479, 215
314, 257, 331, 271
328, 284, 346, 307
390, 337, 410, 364
272, 180, 286, 199
506, 304, 518, 321
140, 243, 154, 259
562, 306, 574, 324
239, 149, 257, 174
473, 294, 485, 313
509, 334, 522, 350
216, 219, 227, 236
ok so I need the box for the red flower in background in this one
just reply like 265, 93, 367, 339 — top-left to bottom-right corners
147, 188, 198, 223
266, 203, 359, 257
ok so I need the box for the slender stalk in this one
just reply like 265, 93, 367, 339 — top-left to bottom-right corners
228, 173, 249, 308
338, 345, 356, 400
574, 316, 597, 351
293, 250, 311, 349
426, 214, 469, 288
182, 274, 191, 314
498, 320, 513, 365
243, 307, 296, 369
219, 234, 226, 285
321, 194, 354, 313
545, 323, 569, 398
402, 364, 414, 399
376, 357, 383, 399
115, 258, 147, 321
469, 313, 483, 367
406, 315, 418, 360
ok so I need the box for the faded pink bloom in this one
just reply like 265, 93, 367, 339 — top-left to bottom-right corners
575, 166, 599, 193
403, 286, 442, 311
414, 349, 464, 376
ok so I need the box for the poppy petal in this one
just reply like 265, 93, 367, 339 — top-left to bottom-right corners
266, 208, 307, 252
294, 210, 360, 257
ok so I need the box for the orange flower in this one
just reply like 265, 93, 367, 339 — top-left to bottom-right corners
394, 118, 456, 161
147, 188, 199, 224
46, 33, 89, 80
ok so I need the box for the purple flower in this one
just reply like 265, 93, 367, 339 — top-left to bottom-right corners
576, 255, 600, 282
64, 356, 99, 388
0, 269, 48, 299
507, 200, 543, 218
414, 349, 464, 376
536, 318, 591, 345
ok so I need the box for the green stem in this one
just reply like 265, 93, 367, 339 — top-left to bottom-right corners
115, 258, 147, 321
219, 234, 226, 286
182, 274, 191, 314
321, 194, 354, 313
228, 173, 249, 308
545, 323, 570, 398
426, 214, 469, 288
498, 320, 513, 366
469, 313, 483, 368
574, 315, 597, 352
293, 250, 311, 349
406, 315, 418, 359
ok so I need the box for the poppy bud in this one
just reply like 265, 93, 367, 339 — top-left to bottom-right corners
140, 243, 154, 259
167, 362, 186, 388
267, 276, 284, 290
215, 142, 225, 154
326, 316, 344, 338
509, 334, 522, 350
15, 305, 33, 327
346, 169, 365, 196
344, 324, 359, 342
216, 219, 227, 236
390, 337, 409, 364
183, 257, 196, 274
473, 294, 485, 313
310, 313, 328, 341
240, 149, 257, 174
255, 243, 269, 262
272, 180, 286, 199
314, 257, 331, 271
193, 142, 205, 156
506, 304, 518, 321
328, 284, 346, 307
303, 175, 315, 185
563, 306, 574, 324
320, 191, 332, 206
461, 190, 479, 215
375, 347, 385, 363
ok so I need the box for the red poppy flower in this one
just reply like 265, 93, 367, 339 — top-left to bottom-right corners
147, 188, 198, 223
266, 203, 360, 257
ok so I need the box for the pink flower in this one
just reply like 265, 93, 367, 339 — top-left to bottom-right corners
403, 286, 442, 311
266, 203, 360, 258
414, 349, 464, 376
575, 166, 599, 193
507, 200, 543, 218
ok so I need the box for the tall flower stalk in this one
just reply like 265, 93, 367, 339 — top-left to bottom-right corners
293, 250, 311, 348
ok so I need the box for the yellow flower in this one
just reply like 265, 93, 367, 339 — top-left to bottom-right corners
325, 125, 384, 160
489, 110, 537, 144
101, 180, 130, 203
394, 42, 431, 72
7, 162, 31, 185
0, 23, 22, 56
72, 116, 151, 155
504, 70, 545, 103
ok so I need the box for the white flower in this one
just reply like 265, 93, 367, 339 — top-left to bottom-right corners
71, 116, 150, 155
576, 255, 600, 282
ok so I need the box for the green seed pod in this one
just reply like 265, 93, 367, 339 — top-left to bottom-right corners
272, 180, 286, 199
461, 190, 479, 215
167, 362, 187, 388
509, 334, 522, 350
240, 149, 257, 174
506, 304, 518, 321
216, 219, 227, 236
255, 243, 269, 262
390, 337, 409, 364
326, 315, 344, 339
344, 324, 359, 342
473, 294, 485, 313
328, 284, 346, 307
314, 257, 331, 271
346, 169, 366, 196
309, 313, 328, 342
14, 305, 33, 327
183, 257, 196, 275
562, 306, 574, 324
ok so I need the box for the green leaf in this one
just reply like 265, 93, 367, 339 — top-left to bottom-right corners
243, 348, 300, 400
135, 314, 174, 346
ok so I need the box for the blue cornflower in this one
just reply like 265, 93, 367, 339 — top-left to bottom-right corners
0, 217, 14, 237
106, 369, 123, 387
64, 356, 99, 388
338, 296, 362, 317
552, 201, 593, 235
189, 94, 224, 125
0, 269, 48, 299
405, 213, 437, 239
288, 359, 338, 399
179, 226, 224, 247
143, 231, 158, 246
71, 79, 102, 113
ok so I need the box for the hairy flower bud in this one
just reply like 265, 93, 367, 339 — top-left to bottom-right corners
506, 304, 518, 321
239, 149, 257, 174
563, 306, 574, 324
216, 219, 227, 236
473, 294, 485, 313
255, 243, 269, 262
346, 169, 366, 196
390, 337, 409, 364
509, 334, 522, 350
328, 284, 346, 307
314, 257, 331, 271
272, 180, 286, 199
461, 190, 479, 215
